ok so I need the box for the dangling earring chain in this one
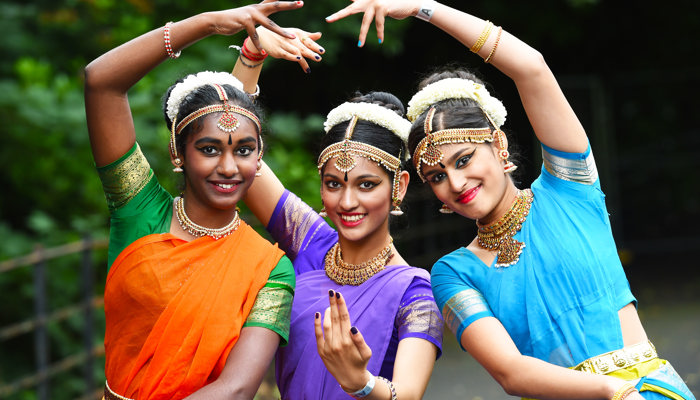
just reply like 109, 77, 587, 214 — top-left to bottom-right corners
476, 189, 533, 267
324, 237, 393, 285
175, 196, 240, 240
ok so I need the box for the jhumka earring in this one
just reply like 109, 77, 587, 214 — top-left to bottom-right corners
319, 207, 328, 218
493, 129, 517, 174
172, 158, 183, 173
255, 160, 262, 177
390, 200, 404, 216
439, 204, 454, 214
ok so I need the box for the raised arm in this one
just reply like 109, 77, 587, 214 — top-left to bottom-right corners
84, 1, 301, 167
326, 0, 588, 153
234, 26, 324, 226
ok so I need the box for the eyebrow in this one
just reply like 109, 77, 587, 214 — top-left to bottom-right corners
322, 172, 381, 180
194, 135, 257, 146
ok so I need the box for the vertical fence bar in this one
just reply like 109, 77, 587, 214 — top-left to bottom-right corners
81, 236, 95, 396
33, 245, 49, 400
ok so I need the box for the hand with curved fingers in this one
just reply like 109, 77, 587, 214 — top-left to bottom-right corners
212, 0, 306, 50
325, 0, 422, 46
314, 290, 374, 393
254, 26, 324, 72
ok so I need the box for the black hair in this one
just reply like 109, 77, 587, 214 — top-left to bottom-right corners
162, 75, 263, 163
319, 91, 407, 181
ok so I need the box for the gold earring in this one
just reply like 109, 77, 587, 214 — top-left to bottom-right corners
172, 158, 183, 173
255, 160, 262, 177
319, 207, 327, 217
390, 199, 404, 216
439, 204, 453, 214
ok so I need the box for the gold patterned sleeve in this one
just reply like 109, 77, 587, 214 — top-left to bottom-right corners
396, 298, 444, 355
96, 143, 154, 211
244, 256, 295, 345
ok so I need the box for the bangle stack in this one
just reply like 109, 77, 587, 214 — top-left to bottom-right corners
470, 20, 494, 53
611, 383, 638, 400
238, 37, 267, 68
163, 22, 181, 59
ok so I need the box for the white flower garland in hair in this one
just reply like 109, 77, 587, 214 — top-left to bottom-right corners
406, 78, 507, 128
324, 101, 412, 144
166, 71, 245, 123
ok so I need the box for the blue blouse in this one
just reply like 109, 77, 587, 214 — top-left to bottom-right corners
431, 144, 636, 367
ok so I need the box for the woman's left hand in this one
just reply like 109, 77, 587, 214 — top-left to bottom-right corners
314, 289, 374, 392
253, 26, 324, 72
325, 0, 422, 46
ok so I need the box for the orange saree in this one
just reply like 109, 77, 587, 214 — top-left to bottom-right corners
103, 221, 284, 400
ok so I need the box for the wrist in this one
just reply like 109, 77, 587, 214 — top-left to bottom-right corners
340, 370, 374, 397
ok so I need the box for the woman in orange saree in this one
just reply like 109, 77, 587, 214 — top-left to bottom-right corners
83, 2, 321, 398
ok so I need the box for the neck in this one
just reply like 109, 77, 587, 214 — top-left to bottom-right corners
336, 221, 393, 265
181, 193, 238, 229
477, 182, 520, 226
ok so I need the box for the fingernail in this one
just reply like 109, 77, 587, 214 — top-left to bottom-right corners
357, 40, 363, 47
296, 1, 303, 5
296, 56, 301, 60
350, 326, 358, 335
319, 47, 325, 53
305, 68, 311, 74
325, 16, 332, 21
329, 289, 334, 297
314, 55, 321, 60
289, 34, 296, 39
335, 291, 340, 299
261, 49, 267, 56
378, 38, 383, 44
315, 312, 320, 319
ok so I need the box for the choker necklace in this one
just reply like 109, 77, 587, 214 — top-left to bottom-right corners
175, 196, 240, 240
476, 189, 533, 267
325, 238, 394, 285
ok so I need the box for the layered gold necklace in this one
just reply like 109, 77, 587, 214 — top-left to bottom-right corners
175, 196, 240, 240
324, 238, 394, 285
476, 189, 533, 267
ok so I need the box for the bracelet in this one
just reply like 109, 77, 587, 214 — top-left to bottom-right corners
247, 84, 260, 101
415, 0, 438, 22
470, 20, 494, 53
342, 374, 376, 398
484, 26, 503, 63
238, 54, 264, 69
611, 383, 637, 400
242, 37, 268, 62
376, 376, 398, 400
163, 22, 181, 59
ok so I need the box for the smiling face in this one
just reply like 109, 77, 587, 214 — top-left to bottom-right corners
320, 156, 397, 244
180, 114, 259, 223
422, 142, 516, 224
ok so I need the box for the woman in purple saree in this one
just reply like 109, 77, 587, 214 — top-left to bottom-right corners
242, 83, 443, 398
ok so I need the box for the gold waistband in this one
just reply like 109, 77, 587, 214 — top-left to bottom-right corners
104, 381, 134, 400
574, 340, 657, 375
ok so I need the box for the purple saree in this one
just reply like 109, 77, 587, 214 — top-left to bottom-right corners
268, 190, 443, 400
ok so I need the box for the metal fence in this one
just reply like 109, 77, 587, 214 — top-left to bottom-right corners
0, 237, 108, 400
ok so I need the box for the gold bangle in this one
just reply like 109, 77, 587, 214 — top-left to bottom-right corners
484, 26, 503, 63
470, 20, 494, 53
611, 383, 637, 400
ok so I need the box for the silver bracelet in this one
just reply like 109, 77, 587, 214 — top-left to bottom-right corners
342, 374, 376, 398
376, 376, 398, 400
415, 0, 438, 22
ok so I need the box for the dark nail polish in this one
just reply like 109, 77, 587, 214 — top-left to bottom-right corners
350, 326, 358, 335
315, 312, 320, 319
305, 68, 311, 74
335, 291, 340, 299
314, 55, 321, 60
319, 47, 325, 53
296, 56, 301, 60
329, 289, 334, 297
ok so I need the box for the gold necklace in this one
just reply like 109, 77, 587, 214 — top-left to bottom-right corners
324, 238, 394, 285
175, 196, 240, 240
476, 189, 533, 267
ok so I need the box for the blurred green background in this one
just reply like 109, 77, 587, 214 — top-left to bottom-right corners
1, 0, 698, 398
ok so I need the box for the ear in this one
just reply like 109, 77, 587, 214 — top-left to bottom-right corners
397, 170, 410, 201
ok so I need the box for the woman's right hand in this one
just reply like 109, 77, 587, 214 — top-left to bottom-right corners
325, 0, 423, 46
209, 0, 304, 49
314, 290, 374, 392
